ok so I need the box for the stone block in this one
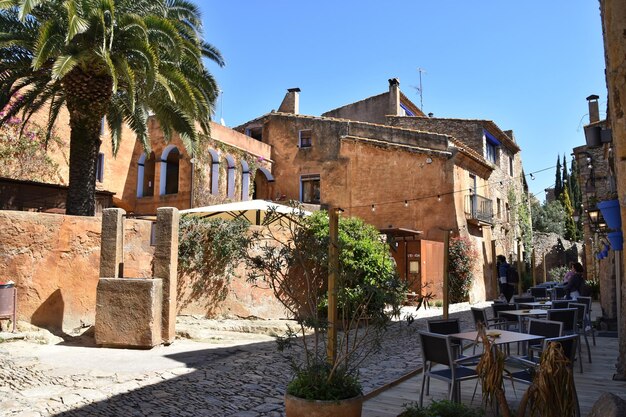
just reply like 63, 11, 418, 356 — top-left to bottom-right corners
95, 278, 162, 348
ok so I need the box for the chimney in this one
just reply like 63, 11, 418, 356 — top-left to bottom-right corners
388, 78, 401, 116
587, 94, 600, 123
278, 88, 300, 114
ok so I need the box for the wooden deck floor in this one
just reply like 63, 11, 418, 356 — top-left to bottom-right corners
363, 334, 626, 417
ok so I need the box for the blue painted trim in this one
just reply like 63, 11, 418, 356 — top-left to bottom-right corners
484, 130, 501, 146
400, 103, 415, 116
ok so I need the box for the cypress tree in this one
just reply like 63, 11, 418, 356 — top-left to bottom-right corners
554, 156, 563, 201
561, 188, 577, 241
562, 154, 570, 196
569, 157, 583, 240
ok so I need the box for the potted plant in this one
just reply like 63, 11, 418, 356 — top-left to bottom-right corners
246, 204, 406, 417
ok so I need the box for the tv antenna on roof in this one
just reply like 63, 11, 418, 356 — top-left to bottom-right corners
414, 67, 426, 111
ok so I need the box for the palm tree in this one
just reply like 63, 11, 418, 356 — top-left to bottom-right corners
0, 0, 224, 215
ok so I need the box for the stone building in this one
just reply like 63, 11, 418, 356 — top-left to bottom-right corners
599, 0, 626, 379
237, 79, 528, 302
2, 104, 274, 215
573, 95, 618, 325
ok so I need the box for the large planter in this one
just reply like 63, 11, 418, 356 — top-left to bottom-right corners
285, 393, 363, 417
608, 231, 624, 251
597, 199, 622, 230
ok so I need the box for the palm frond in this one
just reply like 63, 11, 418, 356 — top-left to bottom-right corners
0, 1, 20, 10
17, 0, 44, 21
105, 97, 125, 154
51, 53, 78, 79
200, 41, 224, 67
45, 89, 64, 144
113, 55, 135, 112
32, 19, 63, 69
65, 0, 89, 42
96, 46, 117, 92
144, 14, 181, 58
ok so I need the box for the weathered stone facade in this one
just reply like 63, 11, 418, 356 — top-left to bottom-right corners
0, 211, 287, 331
600, 0, 626, 378
237, 80, 528, 302
388, 116, 525, 262
9, 104, 274, 216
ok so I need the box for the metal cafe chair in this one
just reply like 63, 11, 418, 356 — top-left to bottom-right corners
508, 334, 581, 417
551, 286, 567, 300
547, 308, 582, 373
425, 318, 479, 395
471, 307, 508, 354
525, 318, 563, 361
551, 300, 570, 309
418, 331, 479, 407
491, 302, 519, 331
575, 296, 596, 346
569, 302, 592, 364
530, 286, 549, 300
512, 295, 535, 309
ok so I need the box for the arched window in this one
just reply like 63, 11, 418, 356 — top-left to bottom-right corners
160, 145, 180, 195
208, 149, 220, 195
241, 160, 250, 201
225, 155, 235, 199
137, 152, 156, 197
253, 167, 275, 200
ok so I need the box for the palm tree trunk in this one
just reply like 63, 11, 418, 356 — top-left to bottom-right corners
62, 67, 112, 216
66, 119, 101, 215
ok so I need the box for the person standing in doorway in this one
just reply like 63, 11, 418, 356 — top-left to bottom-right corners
564, 262, 585, 300
497, 255, 515, 302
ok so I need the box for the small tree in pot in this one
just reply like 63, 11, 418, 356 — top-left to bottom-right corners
246, 205, 406, 416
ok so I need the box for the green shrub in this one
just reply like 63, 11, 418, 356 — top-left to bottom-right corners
398, 400, 484, 417
178, 216, 250, 302
287, 361, 362, 401
548, 265, 569, 282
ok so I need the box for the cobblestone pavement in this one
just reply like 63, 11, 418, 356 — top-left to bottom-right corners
0, 303, 487, 417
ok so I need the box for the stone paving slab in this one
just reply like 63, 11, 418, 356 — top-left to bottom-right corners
0, 303, 487, 417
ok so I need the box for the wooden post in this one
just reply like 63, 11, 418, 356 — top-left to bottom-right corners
530, 249, 537, 287
491, 240, 498, 299
543, 252, 547, 282
327, 207, 339, 365
443, 230, 450, 319
517, 240, 523, 295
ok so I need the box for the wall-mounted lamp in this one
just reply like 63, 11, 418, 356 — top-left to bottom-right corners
587, 208, 608, 233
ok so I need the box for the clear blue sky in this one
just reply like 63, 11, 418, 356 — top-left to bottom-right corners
199, 1, 606, 202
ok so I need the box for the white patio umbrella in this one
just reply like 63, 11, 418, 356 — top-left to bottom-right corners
180, 200, 311, 225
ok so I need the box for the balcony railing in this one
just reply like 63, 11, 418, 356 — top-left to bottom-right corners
464, 194, 494, 224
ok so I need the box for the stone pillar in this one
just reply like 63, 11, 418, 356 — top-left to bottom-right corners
100, 208, 125, 278
601, 0, 626, 379
154, 207, 179, 344
388, 78, 401, 116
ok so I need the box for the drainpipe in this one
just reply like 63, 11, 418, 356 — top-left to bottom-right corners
189, 157, 195, 209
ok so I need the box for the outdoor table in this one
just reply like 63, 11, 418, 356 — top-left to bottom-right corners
518, 301, 552, 309
450, 329, 544, 347
498, 309, 548, 333
450, 329, 544, 358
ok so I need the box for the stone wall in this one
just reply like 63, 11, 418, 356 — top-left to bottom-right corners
531, 232, 584, 282
0, 211, 286, 332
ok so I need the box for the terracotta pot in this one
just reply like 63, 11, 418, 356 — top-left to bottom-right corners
284, 393, 363, 417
